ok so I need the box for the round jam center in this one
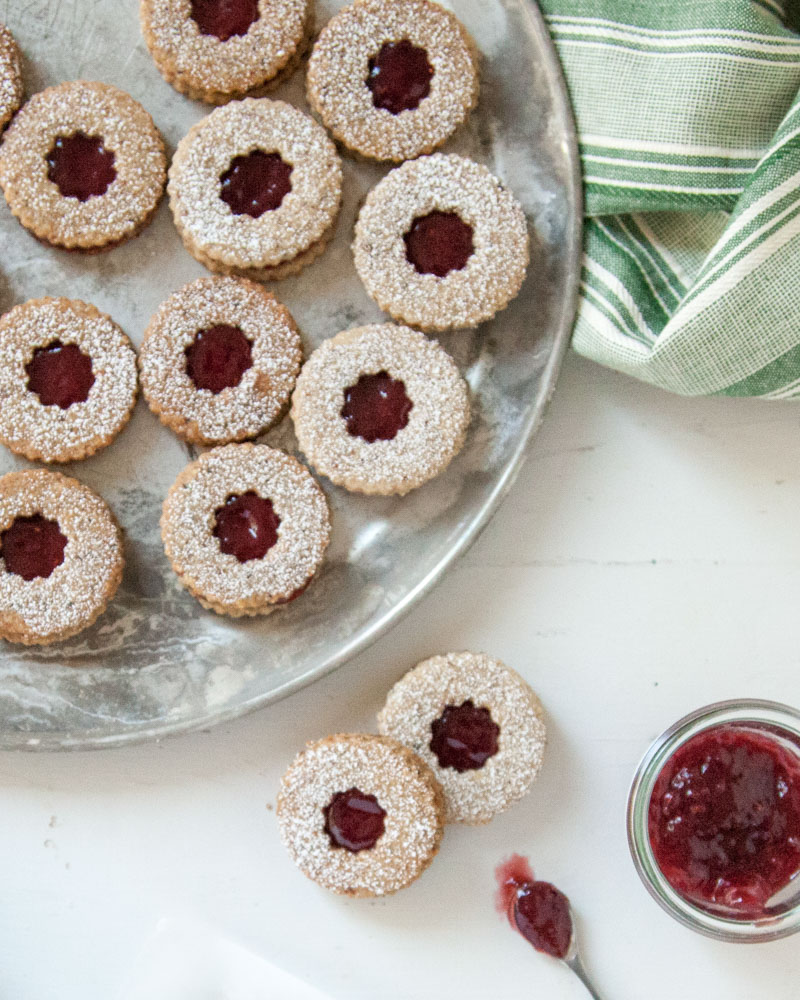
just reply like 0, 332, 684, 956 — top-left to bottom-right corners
324, 787, 386, 852
213, 492, 280, 563
1, 514, 68, 581
220, 151, 292, 218
190, 0, 260, 40
341, 371, 413, 443
26, 340, 95, 409
404, 211, 474, 277
430, 700, 500, 772
185, 325, 253, 394
46, 132, 116, 202
367, 39, 434, 114
648, 724, 800, 917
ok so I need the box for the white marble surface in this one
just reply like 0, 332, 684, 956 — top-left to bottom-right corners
1, 352, 799, 999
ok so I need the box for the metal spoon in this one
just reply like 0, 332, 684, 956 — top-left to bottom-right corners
562, 909, 605, 1000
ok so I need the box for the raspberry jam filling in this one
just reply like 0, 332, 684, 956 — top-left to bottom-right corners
26, 340, 95, 409
430, 700, 500, 772
213, 492, 280, 563
220, 151, 292, 218
1, 514, 68, 581
404, 211, 474, 277
46, 132, 117, 202
367, 39, 434, 114
648, 724, 800, 918
341, 371, 413, 443
185, 324, 253, 394
324, 787, 386, 852
495, 855, 573, 960
190, 0, 260, 40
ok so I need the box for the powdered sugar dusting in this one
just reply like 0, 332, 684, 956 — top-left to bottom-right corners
140, 277, 302, 445
378, 652, 547, 824
354, 153, 530, 330
0, 24, 23, 129
0, 469, 123, 643
142, 0, 310, 98
161, 443, 331, 611
307, 0, 478, 161
291, 323, 470, 495
0, 81, 166, 249
168, 99, 342, 270
0, 298, 138, 464
277, 733, 444, 896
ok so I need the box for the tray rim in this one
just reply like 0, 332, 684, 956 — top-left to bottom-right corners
4, 0, 583, 752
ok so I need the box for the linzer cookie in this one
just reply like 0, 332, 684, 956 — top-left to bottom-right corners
139, 277, 303, 445
0, 81, 166, 251
277, 733, 445, 896
161, 443, 331, 616
291, 323, 470, 496
0, 469, 124, 645
141, 0, 312, 104
0, 298, 138, 464
0, 23, 22, 131
353, 153, 529, 331
168, 98, 342, 280
307, 0, 478, 161
378, 652, 547, 825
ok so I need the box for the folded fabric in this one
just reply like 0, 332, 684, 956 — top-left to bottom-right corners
541, 0, 800, 397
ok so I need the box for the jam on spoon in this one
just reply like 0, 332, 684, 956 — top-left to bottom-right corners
324, 787, 386, 852
341, 371, 413, 443
648, 723, 800, 917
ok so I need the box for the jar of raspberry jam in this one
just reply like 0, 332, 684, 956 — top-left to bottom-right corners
627, 700, 800, 942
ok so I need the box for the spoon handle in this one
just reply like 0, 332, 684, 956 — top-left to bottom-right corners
564, 953, 605, 1000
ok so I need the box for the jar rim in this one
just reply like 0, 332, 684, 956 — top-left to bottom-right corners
626, 698, 800, 943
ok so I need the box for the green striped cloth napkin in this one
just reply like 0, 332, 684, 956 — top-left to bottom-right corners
540, 0, 800, 397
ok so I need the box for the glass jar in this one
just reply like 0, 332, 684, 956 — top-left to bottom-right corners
627, 698, 800, 942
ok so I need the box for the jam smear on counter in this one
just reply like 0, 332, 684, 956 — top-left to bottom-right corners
220, 151, 292, 218
190, 0, 260, 40
324, 787, 387, 852
26, 340, 95, 409
1, 514, 68, 581
341, 371, 413, 443
404, 211, 474, 277
430, 700, 500, 772
648, 724, 800, 917
213, 492, 280, 562
46, 133, 117, 201
495, 854, 573, 960
185, 324, 253, 393
367, 40, 434, 114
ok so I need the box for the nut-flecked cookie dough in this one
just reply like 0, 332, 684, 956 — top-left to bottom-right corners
354, 153, 529, 331
291, 323, 470, 495
0, 81, 167, 251
0, 298, 138, 464
307, 0, 478, 161
139, 276, 303, 445
161, 443, 331, 616
168, 98, 343, 281
141, 0, 312, 104
378, 652, 547, 824
277, 732, 446, 896
0, 469, 124, 645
